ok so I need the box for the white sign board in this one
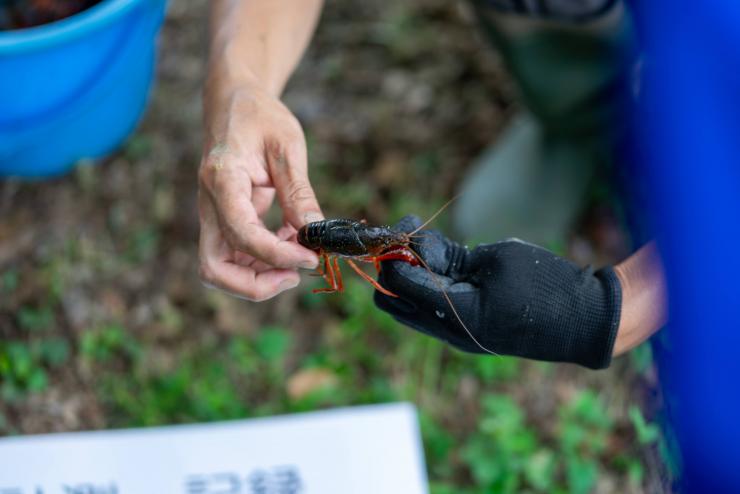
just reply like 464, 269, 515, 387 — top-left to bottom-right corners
0, 403, 428, 494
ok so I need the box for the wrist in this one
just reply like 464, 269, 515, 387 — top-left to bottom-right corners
612, 263, 637, 355
202, 57, 284, 148
612, 242, 667, 356
205, 46, 273, 99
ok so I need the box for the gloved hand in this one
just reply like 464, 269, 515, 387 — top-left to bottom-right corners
374, 216, 622, 369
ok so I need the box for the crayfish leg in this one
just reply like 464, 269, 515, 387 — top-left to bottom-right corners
346, 259, 398, 298
354, 255, 382, 274
333, 256, 344, 292
312, 253, 339, 294
312, 288, 338, 294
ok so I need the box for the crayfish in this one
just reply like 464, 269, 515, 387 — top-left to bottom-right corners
297, 198, 498, 356
297, 197, 456, 297
297, 218, 425, 298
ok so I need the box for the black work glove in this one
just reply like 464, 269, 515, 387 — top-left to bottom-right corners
374, 216, 622, 369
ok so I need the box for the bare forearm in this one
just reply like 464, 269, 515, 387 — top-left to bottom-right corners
612, 242, 668, 356
209, 0, 324, 95
198, 1, 325, 302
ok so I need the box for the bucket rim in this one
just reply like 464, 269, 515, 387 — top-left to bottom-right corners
0, 0, 153, 53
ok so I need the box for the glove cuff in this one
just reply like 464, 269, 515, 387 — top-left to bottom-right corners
527, 264, 622, 369
579, 267, 622, 369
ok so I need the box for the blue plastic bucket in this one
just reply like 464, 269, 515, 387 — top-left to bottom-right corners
0, 0, 167, 177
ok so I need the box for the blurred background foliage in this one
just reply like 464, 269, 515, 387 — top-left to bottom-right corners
0, 0, 667, 492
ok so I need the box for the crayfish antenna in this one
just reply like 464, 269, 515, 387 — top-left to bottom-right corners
408, 194, 461, 236
405, 245, 499, 357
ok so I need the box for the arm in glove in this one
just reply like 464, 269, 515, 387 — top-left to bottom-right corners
374, 216, 622, 369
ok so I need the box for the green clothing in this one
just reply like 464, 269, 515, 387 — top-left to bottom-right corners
454, 0, 638, 246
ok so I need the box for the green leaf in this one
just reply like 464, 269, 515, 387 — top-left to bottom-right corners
420, 412, 454, 470
429, 483, 459, 494
7, 342, 33, 379
560, 390, 613, 432
2, 270, 18, 292
629, 343, 654, 375
629, 405, 660, 445
560, 422, 587, 453
255, 327, 291, 360
27, 368, 48, 392
228, 336, 259, 375
40, 338, 71, 367
79, 324, 140, 362
0, 349, 9, 376
473, 356, 519, 381
566, 456, 598, 494
524, 449, 556, 491
17, 306, 55, 333
558, 390, 613, 460
462, 394, 541, 491
462, 438, 501, 487
627, 458, 645, 486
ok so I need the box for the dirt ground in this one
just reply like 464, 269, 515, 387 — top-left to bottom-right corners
0, 0, 668, 492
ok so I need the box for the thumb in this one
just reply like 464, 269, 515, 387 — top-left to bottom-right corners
392, 215, 423, 234
379, 251, 455, 299
266, 139, 323, 229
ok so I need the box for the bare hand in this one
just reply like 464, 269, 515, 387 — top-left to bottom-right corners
198, 69, 322, 301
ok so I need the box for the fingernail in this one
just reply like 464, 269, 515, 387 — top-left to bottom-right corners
299, 259, 318, 270
279, 279, 299, 291
304, 212, 323, 224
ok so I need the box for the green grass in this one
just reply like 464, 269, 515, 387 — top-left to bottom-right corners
0, 306, 71, 402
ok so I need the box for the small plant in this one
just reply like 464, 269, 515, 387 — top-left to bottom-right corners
17, 305, 55, 333
254, 327, 291, 361
1, 269, 18, 293
37, 337, 71, 367
0, 337, 70, 401
629, 343, 654, 375
0, 342, 47, 400
79, 324, 140, 363
557, 390, 614, 494
125, 226, 160, 263
472, 355, 519, 382
462, 394, 547, 493
419, 411, 455, 480
628, 405, 660, 445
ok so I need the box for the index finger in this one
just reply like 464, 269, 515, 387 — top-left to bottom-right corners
199, 195, 302, 301
265, 138, 324, 230
207, 163, 319, 269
